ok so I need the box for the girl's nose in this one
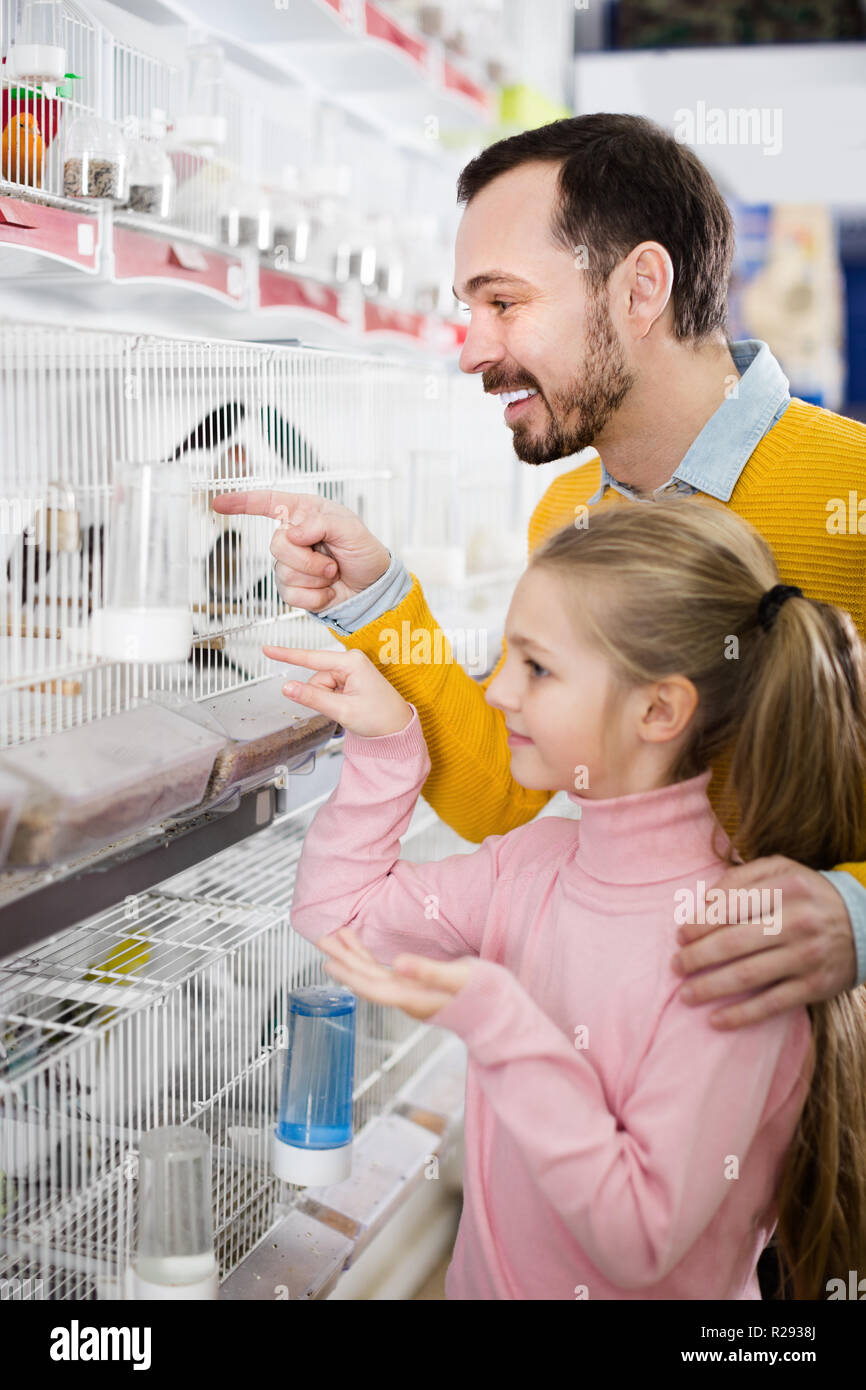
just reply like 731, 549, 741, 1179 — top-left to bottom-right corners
484, 669, 518, 711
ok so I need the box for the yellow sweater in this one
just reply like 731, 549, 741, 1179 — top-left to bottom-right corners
331, 398, 866, 895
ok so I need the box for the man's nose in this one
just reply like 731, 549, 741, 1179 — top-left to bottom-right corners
458, 314, 505, 376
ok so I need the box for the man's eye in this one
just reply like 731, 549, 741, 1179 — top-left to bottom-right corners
525, 659, 548, 677
459, 301, 511, 314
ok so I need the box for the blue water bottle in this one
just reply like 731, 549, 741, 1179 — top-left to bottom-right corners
271, 985, 356, 1186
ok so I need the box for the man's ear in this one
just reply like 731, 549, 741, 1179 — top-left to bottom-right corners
622, 241, 674, 341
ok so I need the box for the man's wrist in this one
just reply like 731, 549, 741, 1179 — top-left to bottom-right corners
818, 868, 866, 986
310, 553, 412, 636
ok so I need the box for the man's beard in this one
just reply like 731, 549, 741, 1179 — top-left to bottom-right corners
511, 290, 636, 465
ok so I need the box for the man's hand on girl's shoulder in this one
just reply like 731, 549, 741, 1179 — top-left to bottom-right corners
671, 856, 857, 1028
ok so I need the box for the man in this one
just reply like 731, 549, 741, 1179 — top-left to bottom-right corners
214, 113, 866, 1033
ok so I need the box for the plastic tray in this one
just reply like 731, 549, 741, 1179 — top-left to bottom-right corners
181, 675, 337, 809
0, 701, 228, 868
0, 767, 29, 870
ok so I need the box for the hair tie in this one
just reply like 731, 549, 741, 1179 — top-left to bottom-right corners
758, 584, 803, 632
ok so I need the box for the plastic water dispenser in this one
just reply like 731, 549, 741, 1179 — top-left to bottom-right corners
272, 985, 356, 1187
133, 1125, 218, 1300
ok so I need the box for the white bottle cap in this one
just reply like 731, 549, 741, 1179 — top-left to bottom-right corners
271, 1131, 353, 1187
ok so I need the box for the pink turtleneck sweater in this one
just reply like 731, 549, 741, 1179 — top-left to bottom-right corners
290, 707, 814, 1300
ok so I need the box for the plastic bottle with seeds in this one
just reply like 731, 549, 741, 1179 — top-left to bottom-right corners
219, 178, 273, 253
63, 116, 128, 201
124, 133, 175, 219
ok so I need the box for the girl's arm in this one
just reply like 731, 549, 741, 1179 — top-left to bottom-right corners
427, 958, 813, 1291
331, 578, 552, 842
290, 707, 503, 964
308, 471, 589, 843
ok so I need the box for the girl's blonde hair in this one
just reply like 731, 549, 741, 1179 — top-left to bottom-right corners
531, 494, 866, 1300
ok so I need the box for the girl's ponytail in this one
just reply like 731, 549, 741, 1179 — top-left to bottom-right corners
730, 592, 866, 870
734, 591, 866, 1300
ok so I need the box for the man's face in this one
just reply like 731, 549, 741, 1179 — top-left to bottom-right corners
453, 161, 636, 463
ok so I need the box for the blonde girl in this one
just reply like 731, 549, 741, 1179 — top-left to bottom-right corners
266, 495, 866, 1300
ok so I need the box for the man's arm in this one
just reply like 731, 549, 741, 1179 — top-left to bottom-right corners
318, 571, 552, 842
213, 475, 586, 842
303, 472, 590, 841
673, 856, 863, 1030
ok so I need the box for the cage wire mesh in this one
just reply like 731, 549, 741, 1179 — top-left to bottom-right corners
0, 316, 549, 1299
0, 795, 475, 1299
0, 0, 101, 201
0, 0, 284, 246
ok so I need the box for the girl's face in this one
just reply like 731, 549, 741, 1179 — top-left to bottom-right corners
484, 566, 691, 800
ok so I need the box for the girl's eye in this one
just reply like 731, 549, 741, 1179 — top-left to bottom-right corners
525, 658, 549, 677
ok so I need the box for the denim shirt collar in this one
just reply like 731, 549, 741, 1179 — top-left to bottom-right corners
585, 339, 791, 506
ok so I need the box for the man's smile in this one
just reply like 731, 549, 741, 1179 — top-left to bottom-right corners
489, 387, 541, 422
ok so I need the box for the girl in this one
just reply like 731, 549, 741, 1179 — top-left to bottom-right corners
263, 494, 866, 1300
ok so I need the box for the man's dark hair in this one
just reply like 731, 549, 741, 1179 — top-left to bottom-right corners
456, 113, 734, 342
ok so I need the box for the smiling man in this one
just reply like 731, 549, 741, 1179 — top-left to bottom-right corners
213, 113, 866, 1040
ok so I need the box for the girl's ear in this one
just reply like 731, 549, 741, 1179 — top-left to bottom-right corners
640, 676, 698, 744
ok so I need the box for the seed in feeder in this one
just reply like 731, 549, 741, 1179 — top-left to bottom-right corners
128, 184, 161, 216
64, 158, 122, 200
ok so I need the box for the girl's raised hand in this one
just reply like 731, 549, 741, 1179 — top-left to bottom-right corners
319, 927, 474, 1022
262, 644, 414, 739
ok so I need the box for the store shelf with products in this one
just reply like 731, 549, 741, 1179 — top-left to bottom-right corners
0, 0, 474, 351
98, 0, 497, 150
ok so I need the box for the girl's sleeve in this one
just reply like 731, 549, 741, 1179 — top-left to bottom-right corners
428, 958, 813, 1290
290, 706, 503, 963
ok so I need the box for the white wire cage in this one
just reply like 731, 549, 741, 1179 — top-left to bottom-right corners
0, 319, 536, 746
0, 0, 289, 249
0, 792, 473, 1300
0, 0, 102, 199
0, 316, 546, 1300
